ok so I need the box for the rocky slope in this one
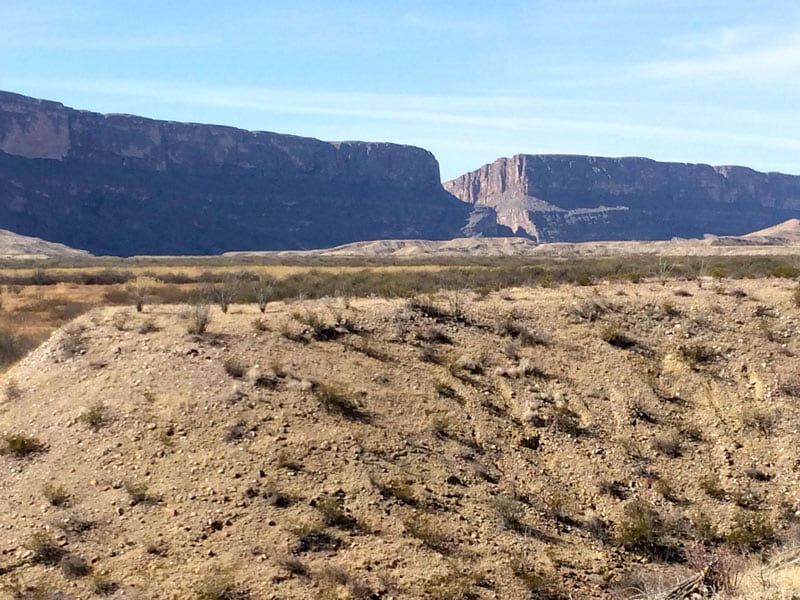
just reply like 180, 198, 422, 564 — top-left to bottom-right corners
2, 280, 800, 598
0, 91, 501, 256
444, 155, 800, 242
0, 229, 90, 258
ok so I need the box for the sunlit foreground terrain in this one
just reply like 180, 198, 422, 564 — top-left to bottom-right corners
1, 254, 800, 598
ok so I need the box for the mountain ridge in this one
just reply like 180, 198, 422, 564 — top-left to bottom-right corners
4, 90, 800, 253
444, 154, 800, 242
0, 90, 500, 256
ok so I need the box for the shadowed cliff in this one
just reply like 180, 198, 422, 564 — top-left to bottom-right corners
0, 91, 496, 255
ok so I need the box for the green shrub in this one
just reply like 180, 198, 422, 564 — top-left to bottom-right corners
727, 511, 776, 552
1, 432, 46, 457
124, 480, 157, 505
79, 403, 108, 431
615, 500, 664, 553
315, 495, 359, 530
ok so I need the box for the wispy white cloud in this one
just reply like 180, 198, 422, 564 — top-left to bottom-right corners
664, 25, 767, 54
0, 31, 215, 51
635, 30, 800, 81
400, 11, 493, 35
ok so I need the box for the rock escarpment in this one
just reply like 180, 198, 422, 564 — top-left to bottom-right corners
0, 91, 492, 255
445, 154, 800, 242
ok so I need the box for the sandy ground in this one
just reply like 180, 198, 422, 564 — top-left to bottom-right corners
1, 279, 800, 598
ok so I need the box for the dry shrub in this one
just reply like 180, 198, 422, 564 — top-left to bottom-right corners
313, 382, 370, 422
60, 553, 92, 579
651, 431, 683, 458
195, 569, 250, 600
42, 483, 69, 507
740, 406, 778, 436
26, 531, 65, 565
276, 554, 308, 577
404, 514, 452, 554
0, 327, 34, 369
223, 357, 246, 379
4, 379, 22, 401
186, 303, 210, 334
138, 319, 159, 334
315, 495, 359, 530
600, 325, 638, 350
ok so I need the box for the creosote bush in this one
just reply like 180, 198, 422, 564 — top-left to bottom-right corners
740, 406, 777, 436
60, 553, 92, 579
1, 432, 46, 457
124, 480, 157, 505
726, 511, 777, 552
223, 357, 246, 379
195, 569, 250, 600
79, 403, 108, 431
26, 531, 65, 565
313, 382, 370, 422
615, 500, 664, 554
43, 483, 69, 507
404, 514, 451, 554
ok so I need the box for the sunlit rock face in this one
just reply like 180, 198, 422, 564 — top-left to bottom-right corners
445, 154, 800, 242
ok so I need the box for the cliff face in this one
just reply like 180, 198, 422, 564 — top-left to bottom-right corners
444, 154, 800, 242
0, 91, 481, 255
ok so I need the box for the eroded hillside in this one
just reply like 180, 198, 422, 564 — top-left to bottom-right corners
2, 279, 800, 599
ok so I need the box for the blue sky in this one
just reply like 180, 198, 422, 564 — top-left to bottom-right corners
1, 0, 799, 180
